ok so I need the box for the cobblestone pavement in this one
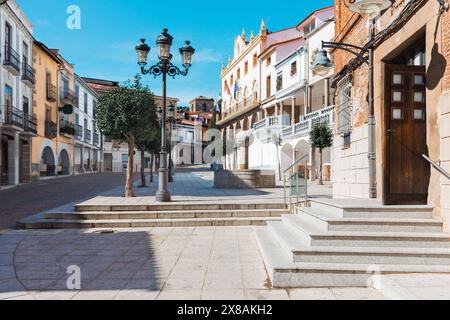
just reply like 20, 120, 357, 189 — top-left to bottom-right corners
0, 227, 387, 300
0, 173, 126, 230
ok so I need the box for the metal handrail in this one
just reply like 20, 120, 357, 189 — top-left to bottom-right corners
423, 154, 450, 181
283, 154, 309, 209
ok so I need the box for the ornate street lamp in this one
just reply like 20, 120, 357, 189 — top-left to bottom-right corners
135, 29, 195, 202
347, 0, 392, 16
310, 1, 390, 199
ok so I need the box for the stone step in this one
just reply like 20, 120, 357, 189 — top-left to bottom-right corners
19, 217, 282, 229
292, 246, 450, 265
75, 202, 287, 212
266, 221, 309, 256
44, 209, 290, 220
298, 207, 443, 233
255, 228, 450, 288
284, 214, 450, 248
310, 199, 434, 219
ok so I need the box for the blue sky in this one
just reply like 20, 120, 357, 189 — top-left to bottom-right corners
19, 0, 333, 105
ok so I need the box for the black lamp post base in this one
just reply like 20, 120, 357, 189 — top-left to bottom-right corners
156, 190, 171, 202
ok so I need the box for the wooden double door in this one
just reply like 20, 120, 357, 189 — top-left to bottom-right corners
384, 64, 430, 205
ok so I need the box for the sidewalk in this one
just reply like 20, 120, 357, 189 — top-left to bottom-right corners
76, 166, 333, 208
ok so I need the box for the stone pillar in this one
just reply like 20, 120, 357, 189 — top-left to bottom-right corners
8, 133, 19, 185
81, 146, 85, 174
303, 89, 308, 116
20, 139, 31, 183
307, 85, 313, 114
291, 97, 296, 125
232, 123, 238, 170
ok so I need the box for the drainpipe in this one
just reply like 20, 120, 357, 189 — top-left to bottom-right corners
368, 19, 377, 199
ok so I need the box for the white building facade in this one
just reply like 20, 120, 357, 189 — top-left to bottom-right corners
0, 0, 36, 185
74, 75, 101, 173
219, 6, 335, 182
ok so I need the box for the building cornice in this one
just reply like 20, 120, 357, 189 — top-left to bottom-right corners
221, 34, 262, 78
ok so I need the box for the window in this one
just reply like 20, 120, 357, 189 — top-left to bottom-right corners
23, 42, 29, 66
276, 73, 283, 91
230, 75, 234, 86
266, 56, 271, 66
5, 22, 11, 48
84, 93, 88, 113
336, 74, 353, 137
253, 54, 258, 67
291, 61, 297, 76
266, 76, 271, 98
75, 85, 80, 100
237, 68, 241, 80
23, 96, 29, 114
93, 100, 97, 117
5, 84, 13, 108
244, 61, 249, 74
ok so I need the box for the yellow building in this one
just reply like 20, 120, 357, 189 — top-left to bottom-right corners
31, 42, 76, 178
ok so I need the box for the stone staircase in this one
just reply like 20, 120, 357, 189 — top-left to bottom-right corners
255, 198, 450, 288
18, 202, 290, 229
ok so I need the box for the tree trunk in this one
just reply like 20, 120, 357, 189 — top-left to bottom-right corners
140, 149, 146, 187
149, 153, 154, 183
125, 139, 135, 197
319, 148, 323, 186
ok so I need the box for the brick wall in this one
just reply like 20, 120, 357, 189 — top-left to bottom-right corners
443, 9, 450, 92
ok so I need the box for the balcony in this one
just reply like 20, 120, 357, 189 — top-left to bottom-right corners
281, 105, 335, 139
93, 133, 100, 146
2, 105, 23, 128
75, 124, 83, 140
23, 113, 37, 135
253, 114, 291, 130
46, 83, 57, 102
61, 89, 78, 106
22, 62, 35, 87
45, 120, 57, 139
3, 46, 20, 75
220, 97, 259, 123
84, 128, 92, 143
60, 120, 75, 136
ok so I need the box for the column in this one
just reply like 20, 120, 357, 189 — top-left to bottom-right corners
291, 97, 296, 125
81, 146, 85, 173
8, 133, 19, 185
303, 89, 308, 116
307, 85, 313, 114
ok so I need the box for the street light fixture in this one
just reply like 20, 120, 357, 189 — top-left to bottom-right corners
135, 28, 195, 202
348, 0, 392, 16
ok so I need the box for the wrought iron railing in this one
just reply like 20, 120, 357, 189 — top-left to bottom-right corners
84, 128, 92, 143
22, 62, 35, 86
47, 83, 57, 102
45, 120, 57, 139
93, 133, 100, 145
3, 46, 20, 74
60, 120, 75, 136
75, 124, 83, 140
3, 105, 23, 128
23, 113, 37, 134
61, 89, 78, 106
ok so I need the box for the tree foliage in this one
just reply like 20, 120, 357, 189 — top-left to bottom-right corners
95, 74, 159, 196
310, 121, 333, 151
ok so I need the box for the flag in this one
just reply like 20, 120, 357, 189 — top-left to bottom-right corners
224, 81, 231, 96
233, 80, 239, 100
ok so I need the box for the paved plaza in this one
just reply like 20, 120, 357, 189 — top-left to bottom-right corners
1, 167, 450, 300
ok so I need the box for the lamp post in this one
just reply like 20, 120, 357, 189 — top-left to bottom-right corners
167, 104, 177, 182
135, 29, 195, 202
311, 0, 392, 199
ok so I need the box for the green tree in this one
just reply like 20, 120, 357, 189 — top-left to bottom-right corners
95, 75, 157, 197
309, 121, 333, 185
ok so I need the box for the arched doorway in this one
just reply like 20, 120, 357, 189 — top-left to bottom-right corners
294, 140, 309, 162
280, 143, 294, 175
41, 146, 56, 177
59, 149, 70, 175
